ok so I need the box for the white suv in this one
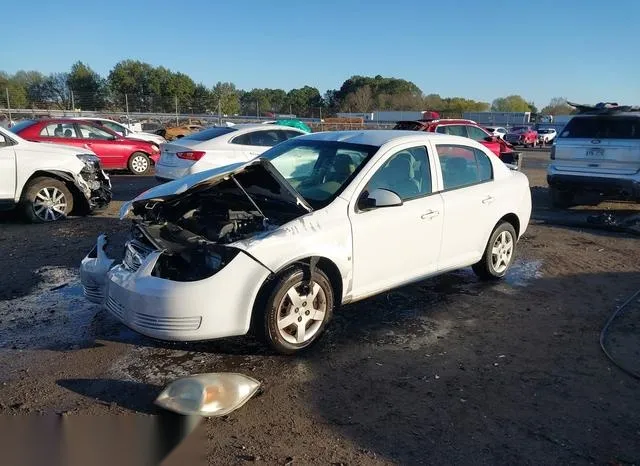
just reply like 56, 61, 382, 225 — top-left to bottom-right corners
547, 104, 640, 207
0, 126, 111, 222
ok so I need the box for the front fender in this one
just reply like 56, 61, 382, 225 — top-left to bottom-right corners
230, 199, 354, 300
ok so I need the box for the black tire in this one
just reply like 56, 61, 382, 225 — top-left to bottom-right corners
21, 177, 74, 223
550, 186, 573, 208
258, 266, 334, 355
128, 152, 151, 175
472, 222, 517, 280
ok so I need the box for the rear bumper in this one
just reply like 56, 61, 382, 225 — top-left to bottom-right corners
547, 172, 640, 199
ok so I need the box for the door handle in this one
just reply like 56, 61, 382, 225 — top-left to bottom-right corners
421, 210, 440, 220
482, 195, 495, 205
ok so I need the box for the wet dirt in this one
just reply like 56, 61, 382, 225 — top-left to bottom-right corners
1, 154, 640, 465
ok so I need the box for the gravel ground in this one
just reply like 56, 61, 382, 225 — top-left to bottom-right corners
1, 151, 639, 465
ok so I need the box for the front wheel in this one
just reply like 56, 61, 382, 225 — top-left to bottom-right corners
128, 152, 151, 175
22, 177, 74, 223
472, 222, 517, 280
260, 267, 334, 354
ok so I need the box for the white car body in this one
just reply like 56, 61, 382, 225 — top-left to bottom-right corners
0, 126, 111, 216
71, 117, 166, 145
80, 131, 531, 348
154, 124, 307, 181
537, 128, 557, 144
485, 127, 508, 139
547, 111, 640, 205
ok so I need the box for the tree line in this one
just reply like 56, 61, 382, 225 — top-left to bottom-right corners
0, 61, 574, 117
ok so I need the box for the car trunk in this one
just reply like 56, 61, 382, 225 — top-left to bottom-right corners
553, 116, 640, 175
158, 141, 201, 168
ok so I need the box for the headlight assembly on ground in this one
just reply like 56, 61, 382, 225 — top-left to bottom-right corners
155, 373, 261, 417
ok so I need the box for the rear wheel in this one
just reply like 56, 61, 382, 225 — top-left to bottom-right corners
472, 222, 517, 280
22, 177, 74, 223
128, 152, 151, 175
259, 266, 334, 354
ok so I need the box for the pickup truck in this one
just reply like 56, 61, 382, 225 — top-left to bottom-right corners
0, 126, 111, 222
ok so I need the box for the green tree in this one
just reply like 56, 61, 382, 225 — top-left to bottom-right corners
0, 73, 29, 108
491, 95, 531, 112
541, 97, 574, 115
108, 60, 157, 111
191, 83, 212, 113
67, 61, 107, 110
28, 73, 71, 109
212, 82, 240, 115
287, 86, 323, 116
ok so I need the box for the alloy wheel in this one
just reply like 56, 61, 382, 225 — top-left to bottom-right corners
276, 281, 327, 344
33, 187, 68, 221
491, 230, 514, 274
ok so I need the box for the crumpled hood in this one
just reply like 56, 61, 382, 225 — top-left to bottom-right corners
119, 158, 312, 219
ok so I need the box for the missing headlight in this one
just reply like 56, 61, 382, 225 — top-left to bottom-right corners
151, 246, 240, 282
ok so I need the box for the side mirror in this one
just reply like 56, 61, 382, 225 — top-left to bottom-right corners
484, 136, 497, 142
359, 188, 403, 210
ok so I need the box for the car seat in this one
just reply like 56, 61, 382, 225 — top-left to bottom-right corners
444, 157, 474, 188
64, 129, 73, 138
54, 126, 63, 137
327, 153, 356, 183
382, 154, 420, 198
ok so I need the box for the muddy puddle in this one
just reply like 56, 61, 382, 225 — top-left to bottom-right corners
0, 266, 138, 350
0, 259, 543, 380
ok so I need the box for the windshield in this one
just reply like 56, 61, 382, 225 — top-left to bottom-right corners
538, 129, 552, 134
262, 139, 379, 208
8, 120, 36, 134
182, 126, 236, 141
510, 126, 527, 132
560, 116, 640, 139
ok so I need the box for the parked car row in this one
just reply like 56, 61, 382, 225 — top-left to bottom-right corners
393, 118, 522, 168
10, 119, 162, 175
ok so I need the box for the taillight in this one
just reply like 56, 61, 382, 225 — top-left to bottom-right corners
176, 151, 206, 161
550, 145, 556, 160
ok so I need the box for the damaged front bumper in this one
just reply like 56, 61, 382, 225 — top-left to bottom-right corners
74, 162, 112, 211
79, 234, 272, 341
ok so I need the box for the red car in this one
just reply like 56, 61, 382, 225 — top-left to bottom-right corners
504, 126, 539, 148
394, 118, 521, 167
12, 119, 161, 174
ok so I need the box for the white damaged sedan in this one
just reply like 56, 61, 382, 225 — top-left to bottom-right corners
80, 131, 532, 354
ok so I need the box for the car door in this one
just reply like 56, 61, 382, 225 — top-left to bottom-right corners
348, 144, 444, 300
433, 143, 500, 270
37, 122, 83, 150
466, 125, 501, 156
0, 133, 16, 201
74, 123, 121, 169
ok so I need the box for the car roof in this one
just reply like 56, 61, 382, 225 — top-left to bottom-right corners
297, 130, 450, 146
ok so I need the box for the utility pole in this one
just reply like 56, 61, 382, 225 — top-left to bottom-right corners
175, 96, 179, 126
218, 100, 221, 126
256, 100, 259, 120
319, 107, 322, 131
70, 89, 75, 112
6, 88, 12, 125
290, 103, 292, 116
125, 94, 130, 123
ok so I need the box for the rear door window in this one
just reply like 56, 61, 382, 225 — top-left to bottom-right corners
40, 123, 77, 138
436, 125, 469, 137
436, 144, 493, 190
466, 125, 489, 141
560, 116, 640, 139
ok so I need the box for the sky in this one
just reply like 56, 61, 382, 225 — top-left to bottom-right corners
2, 0, 639, 107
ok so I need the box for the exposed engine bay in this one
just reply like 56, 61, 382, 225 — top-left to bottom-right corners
123, 164, 309, 281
